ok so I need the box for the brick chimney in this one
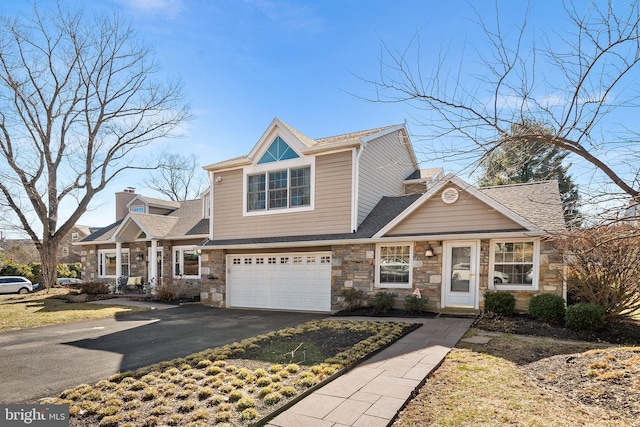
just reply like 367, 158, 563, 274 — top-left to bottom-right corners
115, 188, 137, 221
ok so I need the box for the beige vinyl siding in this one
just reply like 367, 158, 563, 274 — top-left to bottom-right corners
358, 130, 416, 226
387, 186, 524, 235
148, 206, 174, 215
213, 151, 352, 240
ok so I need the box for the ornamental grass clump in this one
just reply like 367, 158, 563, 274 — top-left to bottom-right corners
240, 408, 258, 420
236, 397, 256, 410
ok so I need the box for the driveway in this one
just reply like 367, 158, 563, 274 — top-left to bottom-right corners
0, 305, 323, 403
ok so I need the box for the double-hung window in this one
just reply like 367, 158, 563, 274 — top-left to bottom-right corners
490, 239, 539, 290
376, 244, 412, 288
247, 166, 311, 212
173, 246, 200, 278
98, 249, 129, 278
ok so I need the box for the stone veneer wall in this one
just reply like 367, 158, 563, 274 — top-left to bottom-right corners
331, 244, 375, 310
199, 249, 227, 307
80, 245, 99, 281
331, 242, 444, 312
478, 239, 565, 312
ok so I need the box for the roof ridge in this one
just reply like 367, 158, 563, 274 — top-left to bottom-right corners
315, 124, 398, 142
479, 179, 558, 190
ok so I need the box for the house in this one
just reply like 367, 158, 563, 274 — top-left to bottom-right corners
79, 118, 566, 313
76, 188, 209, 297
199, 118, 566, 313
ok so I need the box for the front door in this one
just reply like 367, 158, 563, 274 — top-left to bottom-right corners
443, 241, 479, 308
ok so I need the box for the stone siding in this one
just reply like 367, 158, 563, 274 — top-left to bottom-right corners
331, 244, 375, 310
200, 249, 227, 307
478, 239, 565, 313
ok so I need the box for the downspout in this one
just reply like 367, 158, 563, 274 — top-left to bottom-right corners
209, 171, 214, 240
352, 144, 365, 233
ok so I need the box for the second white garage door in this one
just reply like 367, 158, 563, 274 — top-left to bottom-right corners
226, 252, 332, 312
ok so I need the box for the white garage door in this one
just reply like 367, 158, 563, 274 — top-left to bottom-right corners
226, 252, 332, 312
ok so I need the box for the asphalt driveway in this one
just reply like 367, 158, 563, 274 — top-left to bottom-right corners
0, 305, 323, 403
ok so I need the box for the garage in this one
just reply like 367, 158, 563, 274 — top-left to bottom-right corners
226, 252, 332, 312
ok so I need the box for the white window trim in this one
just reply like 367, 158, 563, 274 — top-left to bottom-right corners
489, 238, 540, 291
173, 245, 201, 279
130, 205, 145, 213
148, 246, 164, 279
375, 242, 413, 289
98, 248, 130, 278
242, 156, 315, 216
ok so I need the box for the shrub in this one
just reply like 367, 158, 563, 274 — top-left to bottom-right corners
154, 280, 189, 302
370, 292, 394, 313
340, 288, 367, 310
565, 303, 605, 331
403, 294, 427, 314
556, 225, 640, 320
528, 294, 566, 322
483, 291, 515, 316
79, 281, 110, 295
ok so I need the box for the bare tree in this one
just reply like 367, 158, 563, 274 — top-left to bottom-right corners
366, 1, 640, 217
144, 152, 206, 201
0, 4, 189, 290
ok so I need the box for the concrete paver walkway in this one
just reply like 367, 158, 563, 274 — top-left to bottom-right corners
267, 316, 474, 427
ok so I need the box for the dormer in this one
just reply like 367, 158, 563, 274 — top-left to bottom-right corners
127, 195, 181, 216
241, 119, 315, 216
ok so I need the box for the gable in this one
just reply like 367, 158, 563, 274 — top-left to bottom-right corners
384, 184, 525, 236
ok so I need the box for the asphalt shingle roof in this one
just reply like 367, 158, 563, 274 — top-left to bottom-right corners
80, 199, 208, 243
479, 180, 566, 232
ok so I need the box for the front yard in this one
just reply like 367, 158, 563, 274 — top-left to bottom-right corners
393, 315, 640, 426
43, 319, 417, 426
0, 289, 149, 332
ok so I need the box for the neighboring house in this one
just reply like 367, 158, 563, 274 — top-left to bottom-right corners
59, 225, 95, 263
0, 225, 93, 265
76, 188, 209, 296
79, 118, 566, 313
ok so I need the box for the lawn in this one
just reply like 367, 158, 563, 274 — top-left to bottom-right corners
0, 289, 149, 332
393, 321, 640, 426
43, 319, 417, 427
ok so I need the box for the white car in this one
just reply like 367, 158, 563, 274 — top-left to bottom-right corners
56, 278, 83, 287
0, 276, 34, 294
452, 263, 510, 284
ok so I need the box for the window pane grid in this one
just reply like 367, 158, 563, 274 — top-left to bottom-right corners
247, 167, 311, 212
379, 245, 410, 284
493, 241, 534, 285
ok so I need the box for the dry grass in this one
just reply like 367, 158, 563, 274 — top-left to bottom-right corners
394, 330, 637, 427
0, 289, 149, 332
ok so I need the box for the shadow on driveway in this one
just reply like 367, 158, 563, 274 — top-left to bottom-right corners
0, 305, 323, 403
64, 305, 324, 371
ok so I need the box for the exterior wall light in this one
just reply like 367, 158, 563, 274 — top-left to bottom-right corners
425, 245, 435, 257
136, 253, 144, 261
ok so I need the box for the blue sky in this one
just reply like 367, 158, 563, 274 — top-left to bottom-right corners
1, 0, 599, 230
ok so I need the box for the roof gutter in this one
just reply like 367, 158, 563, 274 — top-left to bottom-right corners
197, 230, 546, 251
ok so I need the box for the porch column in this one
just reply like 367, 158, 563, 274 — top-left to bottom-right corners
150, 239, 158, 282
115, 242, 122, 278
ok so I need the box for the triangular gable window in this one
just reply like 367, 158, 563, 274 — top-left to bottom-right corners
258, 136, 299, 164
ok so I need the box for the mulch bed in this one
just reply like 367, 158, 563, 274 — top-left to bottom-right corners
474, 313, 640, 420
474, 313, 640, 345
333, 307, 438, 318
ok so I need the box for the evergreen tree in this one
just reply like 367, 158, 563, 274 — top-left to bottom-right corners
478, 121, 582, 227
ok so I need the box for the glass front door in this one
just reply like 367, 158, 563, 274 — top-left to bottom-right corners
443, 241, 479, 308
